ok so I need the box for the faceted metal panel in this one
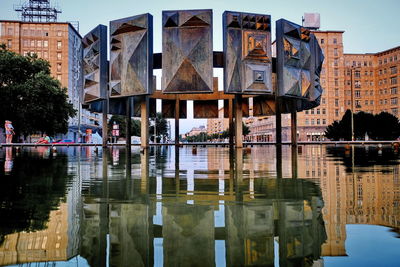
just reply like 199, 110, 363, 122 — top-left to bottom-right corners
223, 11, 272, 94
110, 14, 153, 97
223, 99, 249, 118
253, 96, 276, 116
162, 9, 213, 93
193, 100, 218, 118
82, 25, 108, 103
276, 19, 324, 109
162, 100, 187, 118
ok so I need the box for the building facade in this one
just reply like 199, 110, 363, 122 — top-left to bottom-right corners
248, 30, 400, 142
0, 20, 100, 141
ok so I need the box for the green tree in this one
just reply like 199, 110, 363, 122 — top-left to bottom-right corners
325, 109, 400, 141
0, 45, 76, 138
108, 115, 141, 138
150, 112, 169, 142
243, 122, 250, 136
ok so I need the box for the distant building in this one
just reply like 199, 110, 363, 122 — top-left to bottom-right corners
207, 108, 228, 136
0, 19, 101, 141
186, 125, 207, 137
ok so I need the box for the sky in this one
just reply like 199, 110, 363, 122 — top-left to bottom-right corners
1, 0, 400, 135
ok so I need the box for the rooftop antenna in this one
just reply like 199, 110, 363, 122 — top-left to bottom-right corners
14, 0, 62, 22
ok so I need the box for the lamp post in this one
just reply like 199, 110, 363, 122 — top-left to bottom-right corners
350, 67, 355, 141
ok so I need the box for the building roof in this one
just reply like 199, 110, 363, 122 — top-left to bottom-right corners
0, 19, 82, 39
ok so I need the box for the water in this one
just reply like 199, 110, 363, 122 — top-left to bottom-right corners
0, 145, 399, 266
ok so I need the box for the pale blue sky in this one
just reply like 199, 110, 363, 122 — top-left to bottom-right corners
1, 0, 399, 135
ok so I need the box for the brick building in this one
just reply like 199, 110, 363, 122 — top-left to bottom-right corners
0, 20, 101, 141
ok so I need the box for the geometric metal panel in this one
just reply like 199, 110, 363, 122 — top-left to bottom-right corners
276, 18, 324, 111
193, 100, 218, 118
223, 11, 272, 94
223, 98, 250, 118
253, 96, 276, 116
162, 100, 187, 118
110, 14, 153, 97
162, 9, 213, 93
82, 24, 108, 103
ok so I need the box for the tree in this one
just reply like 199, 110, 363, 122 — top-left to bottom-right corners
325, 109, 400, 141
149, 112, 169, 142
243, 122, 250, 136
108, 115, 141, 138
0, 46, 76, 138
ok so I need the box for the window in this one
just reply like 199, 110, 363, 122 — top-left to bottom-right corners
365, 100, 368, 106
7, 39, 12, 48
320, 39, 324, 44
334, 69, 339, 76
311, 119, 315, 125
391, 97, 398, 105
57, 53, 62, 60
334, 48, 338, 56
384, 58, 387, 64
384, 68, 387, 74
355, 100, 361, 108
305, 119, 309, 125
322, 98, 325, 104
370, 100, 374, 105
37, 40, 42, 47
305, 110, 309, 115
43, 51, 48, 59
392, 108, 398, 115
44, 31, 49, 36
333, 38, 337, 44
335, 109, 339, 117
317, 119, 320, 125
355, 90, 361, 98
57, 41, 62, 49
355, 80, 361, 88
391, 66, 397, 74
335, 99, 339, 107
57, 31, 62, 37
322, 108, 326, 115
335, 89, 339, 97
370, 90, 374, 96
57, 63, 62, 72
44, 40, 48, 47
391, 77, 398, 85
391, 87, 398, 94
317, 108, 320, 114
322, 119, 326, 125
334, 79, 339, 86
37, 51, 41, 58
7, 28, 13, 35
30, 40, 35, 47
57, 74, 62, 81
379, 60, 382, 65
311, 109, 314, 114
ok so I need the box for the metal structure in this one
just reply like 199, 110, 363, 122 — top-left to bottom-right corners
223, 11, 272, 94
81, 10, 325, 148
162, 10, 213, 93
110, 14, 153, 97
14, 0, 61, 22
82, 25, 108, 103
276, 19, 324, 111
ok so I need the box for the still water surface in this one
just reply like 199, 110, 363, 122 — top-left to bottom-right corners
0, 145, 399, 266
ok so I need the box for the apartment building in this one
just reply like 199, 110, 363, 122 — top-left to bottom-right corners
0, 20, 101, 141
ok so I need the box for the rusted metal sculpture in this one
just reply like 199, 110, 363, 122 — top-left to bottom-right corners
162, 9, 213, 93
223, 11, 272, 94
110, 13, 153, 97
82, 24, 108, 103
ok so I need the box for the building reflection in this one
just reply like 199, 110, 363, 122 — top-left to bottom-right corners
0, 145, 399, 266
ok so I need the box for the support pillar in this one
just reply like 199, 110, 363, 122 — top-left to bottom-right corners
175, 99, 180, 146
102, 99, 108, 148
141, 96, 149, 149
291, 145, 298, 179
275, 97, 282, 144
228, 98, 234, 146
291, 102, 297, 146
234, 95, 243, 148
126, 97, 131, 149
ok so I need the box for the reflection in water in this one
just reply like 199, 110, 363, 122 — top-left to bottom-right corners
0, 145, 399, 266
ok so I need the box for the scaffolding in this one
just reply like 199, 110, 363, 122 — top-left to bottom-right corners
14, 0, 61, 22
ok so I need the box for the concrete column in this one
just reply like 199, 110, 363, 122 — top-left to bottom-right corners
291, 101, 297, 146
229, 98, 234, 146
126, 97, 131, 149
275, 97, 282, 144
175, 99, 180, 146
141, 96, 149, 149
102, 99, 108, 147
234, 95, 243, 148
291, 145, 298, 179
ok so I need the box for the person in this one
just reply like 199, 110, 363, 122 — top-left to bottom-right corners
36, 134, 51, 144
5, 120, 15, 144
